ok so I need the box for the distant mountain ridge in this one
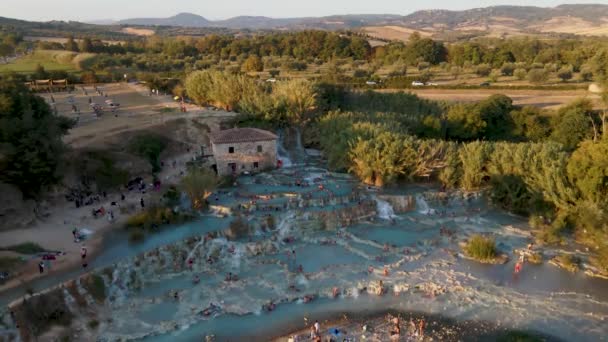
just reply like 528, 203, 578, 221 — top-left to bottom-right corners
115, 13, 401, 29
110, 4, 608, 32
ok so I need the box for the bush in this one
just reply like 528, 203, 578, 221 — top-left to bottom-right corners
500, 63, 516, 76
475, 64, 492, 77
227, 216, 250, 239
353, 69, 370, 78
16, 288, 73, 336
126, 205, 179, 230
0, 256, 23, 272
527, 69, 549, 85
464, 235, 497, 261
590, 247, 608, 274
554, 254, 580, 272
514, 68, 527, 80
129, 229, 145, 242
579, 67, 593, 82
82, 274, 106, 303
1, 242, 47, 255
527, 252, 543, 264
557, 67, 573, 82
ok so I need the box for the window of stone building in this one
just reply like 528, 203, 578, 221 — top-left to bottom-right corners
253, 162, 259, 168
229, 147, 234, 153
257, 145, 263, 152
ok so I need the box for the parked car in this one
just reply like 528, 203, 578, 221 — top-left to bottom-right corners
426, 82, 438, 86
412, 81, 425, 86
366, 81, 377, 85
480, 82, 491, 87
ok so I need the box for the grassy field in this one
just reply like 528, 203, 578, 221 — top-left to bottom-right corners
0, 50, 95, 74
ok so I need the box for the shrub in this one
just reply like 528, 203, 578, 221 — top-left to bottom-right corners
268, 69, 280, 77
1, 242, 47, 255
227, 216, 250, 239
554, 254, 580, 272
16, 288, 73, 336
126, 205, 179, 230
0, 256, 23, 273
353, 69, 370, 78
527, 69, 549, 85
475, 64, 492, 77
464, 235, 497, 261
590, 247, 608, 274
500, 63, 516, 76
129, 229, 145, 242
489, 70, 500, 82
265, 215, 276, 229
527, 252, 543, 264
88, 319, 100, 329
82, 275, 106, 303
514, 68, 527, 80
557, 66, 573, 82
579, 67, 593, 82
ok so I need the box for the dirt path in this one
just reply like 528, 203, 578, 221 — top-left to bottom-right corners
380, 88, 601, 110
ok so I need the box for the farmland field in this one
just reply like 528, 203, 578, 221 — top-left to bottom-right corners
0, 50, 95, 74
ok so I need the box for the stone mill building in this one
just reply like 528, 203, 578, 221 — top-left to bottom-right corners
210, 128, 278, 176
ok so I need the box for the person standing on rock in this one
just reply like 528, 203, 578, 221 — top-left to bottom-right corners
140, 197, 145, 209
38, 261, 45, 274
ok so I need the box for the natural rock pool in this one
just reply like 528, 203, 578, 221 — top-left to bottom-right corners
2, 156, 608, 341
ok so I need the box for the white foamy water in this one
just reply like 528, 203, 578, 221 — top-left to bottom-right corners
375, 197, 396, 220
416, 194, 435, 215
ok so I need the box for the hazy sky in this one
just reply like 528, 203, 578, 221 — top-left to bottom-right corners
3, 0, 602, 22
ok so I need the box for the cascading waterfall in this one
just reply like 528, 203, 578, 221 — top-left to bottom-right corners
277, 212, 295, 239
375, 197, 396, 220
277, 131, 293, 167
415, 194, 435, 215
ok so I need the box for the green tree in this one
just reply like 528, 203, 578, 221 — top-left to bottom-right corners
478, 94, 514, 140
500, 63, 516, 76
514, 68, 527, 81
79, 37, 93, 53
567, 140, 608, 207
475, 64, 492, 77
550, 99, 593, 150
450, 66, 462, 80
128, 134, 167, 173
65, 36, 78, 52
179, 168, 218, 210
446, 104, 486, 140
0, 43, 14, 62
459, 141, 493, 191
33, 64, 48, 80
272, 79, 317, 125
590, 49, 608, 84
510, 106, 551, 141
242, 55, 264, 72
557, 66, 573, 82
0, 77, 74, 197
527, 69, 549, 85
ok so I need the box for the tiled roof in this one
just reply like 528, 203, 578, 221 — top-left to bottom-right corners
210, 128, 278, 144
